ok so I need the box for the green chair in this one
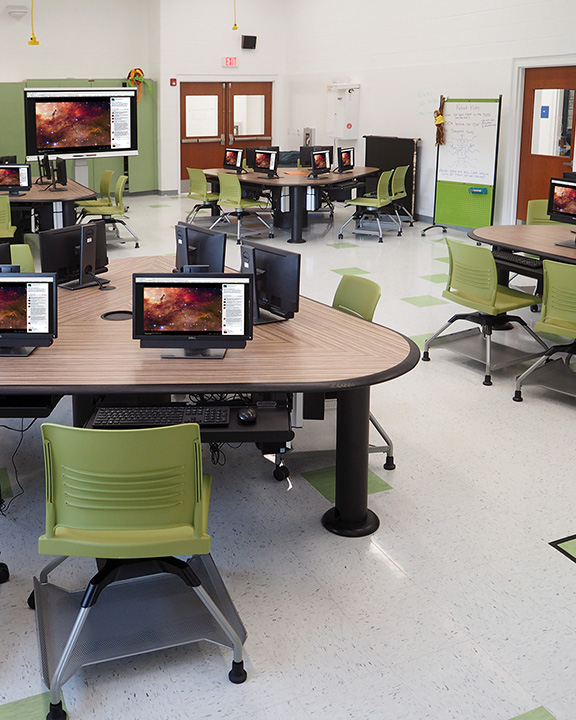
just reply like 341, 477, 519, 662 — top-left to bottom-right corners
0, 196, 17, 240
526, 198, 561, 225
75, 169, 115, 219
185, 167, 221, 223
10, 243, 35, 272
304, 274, 396, 469
338, 169, 402, 242
514, 259, 576, 401
390, 165, 414, 227
210, 171, 273, 244
33, 423, 247, 720
81, 175, 139, 248
422, 238, 548, 385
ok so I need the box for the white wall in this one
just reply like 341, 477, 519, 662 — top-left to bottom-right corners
1, 0, 575, 220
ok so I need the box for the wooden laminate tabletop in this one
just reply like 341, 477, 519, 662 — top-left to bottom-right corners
1, 256, 419, 396
7, 178, 95, 204
204, 166, 379, 188
469, 224, 576, 264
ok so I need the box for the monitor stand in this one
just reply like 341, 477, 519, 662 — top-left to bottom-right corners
254, 307, 286, 325
59, 277, 110, 291
554, 230, 576, 248
161, 348, 227, 359
0, 346, 35, 357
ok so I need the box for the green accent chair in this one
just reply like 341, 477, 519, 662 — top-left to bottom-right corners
526, 198, 560, 225
338, 169, 402, 242
390, 165, 414, 227
210, 171, 273, 244
81, 175, 139, 248
0, 196, 17, 239
33, 423, 247, 720
185, 167, 221, 223
75, 169, 115, 219
10, 243, 35, 272
304, 274, 396, 469
514, 259, 576, 401
422, 237, 548, 385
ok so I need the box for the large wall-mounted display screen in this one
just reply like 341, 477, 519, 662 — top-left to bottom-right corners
24, 87, 138, 161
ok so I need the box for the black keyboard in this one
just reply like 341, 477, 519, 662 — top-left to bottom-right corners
492, 249, 542, 269
92, 405, 230, 429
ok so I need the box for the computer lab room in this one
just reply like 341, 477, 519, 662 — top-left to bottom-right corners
1, 2, 576, 719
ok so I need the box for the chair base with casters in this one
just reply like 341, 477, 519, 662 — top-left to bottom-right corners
88, 216, 139, 249
422, 311, 548, 386
185, 201, 222, 224
513, 344, 576, 402
34, 554, 247, 719
338, 206, 402, 242
210, 208, 273, 244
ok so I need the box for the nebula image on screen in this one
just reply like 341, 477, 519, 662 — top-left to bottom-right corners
35, 100, 111, 150
255, 152, 271, 169
0, 286, 27, 330
340, 151, 352, 167
143, 286, 223, 333
0, 168, 19, 185
552, 186, 576, 215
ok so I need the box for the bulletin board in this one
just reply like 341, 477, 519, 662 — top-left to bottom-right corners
432, 97, 502, 229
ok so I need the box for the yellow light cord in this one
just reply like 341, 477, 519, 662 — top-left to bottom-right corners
232, 0, 238, 30
29, 0, 39, 45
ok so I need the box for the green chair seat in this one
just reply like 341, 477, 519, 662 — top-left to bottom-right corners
185, 167, 221, 223
0, 196, 17, 239
209, 171, 273, 244
338, 170, 402, 242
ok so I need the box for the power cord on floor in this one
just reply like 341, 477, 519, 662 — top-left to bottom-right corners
0, 418, 37, 515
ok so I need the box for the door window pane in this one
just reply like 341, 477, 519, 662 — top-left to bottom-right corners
531, 88, 574, 156
185, 95, 219, 137
233, 94, 265, 135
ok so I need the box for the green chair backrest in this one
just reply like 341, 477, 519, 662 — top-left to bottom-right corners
112, 175, 128, 211
526, 198, 558, 225
0, 196, 13, 234
99, 169, 115, 203
187, 167, 210, 200
217, 172, 243, 207
40, 423, 210, 558
375, 170, 394, 204
10, 244, 35, 272
332, 274, 381, 321
445, 237, 497, 307
536, 259, 576, 338
390, 165, 409, 200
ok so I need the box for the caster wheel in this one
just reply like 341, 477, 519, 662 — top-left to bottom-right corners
269, 233, 274, 238
0, 562, 9, 583
338, 234, 343, 239
273, 465, 289, 482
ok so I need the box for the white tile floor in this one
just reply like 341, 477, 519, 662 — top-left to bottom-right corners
1, 192, 575, 720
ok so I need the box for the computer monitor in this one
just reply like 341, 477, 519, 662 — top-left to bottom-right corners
223, 147, 244, 173
132, 272, 253, 359
0, 272, 57, 356
0, 265, 20, 273
36, 154, 52, 185
0, 156, 17, 164
44, 157, 67, 192
548, 176, 576, 247
0, 243, 11, 265
310, 149, 332, 178
299, 145, 333, 168
245, 146, 280, 170
253, 149, 279, 179
174, 222, 227, 273
336, 147, 355, 173
239, 240, 301, 324
0, 164, 31, 196
39, 220, 110, 290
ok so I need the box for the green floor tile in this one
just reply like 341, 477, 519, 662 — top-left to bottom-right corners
148, 204, 171, 208
402, 295, 448, 307
0, 693, 65, 719
327, 242, 358, 249
331, 267, 369, 276
0, 468, 12, 500
508, 707, 556, 720
302, 466, 391, 503
420, 273, 449, 284
410, 333, 433, 351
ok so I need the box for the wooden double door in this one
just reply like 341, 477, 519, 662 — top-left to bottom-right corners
179, 81, 273, 180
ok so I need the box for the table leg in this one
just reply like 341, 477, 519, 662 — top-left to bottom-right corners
287, 186, 306, 244
322, 386, 380, 537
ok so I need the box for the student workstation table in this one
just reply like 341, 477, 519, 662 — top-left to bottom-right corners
469, 224, 576, 263
1, 256, 419, 537
204, 167, 379, 244
8, 178, 95, 230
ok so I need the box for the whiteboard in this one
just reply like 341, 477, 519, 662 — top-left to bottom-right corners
436, 99, 500, 185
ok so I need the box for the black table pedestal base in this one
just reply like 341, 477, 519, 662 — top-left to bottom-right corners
321, 507, 380, 537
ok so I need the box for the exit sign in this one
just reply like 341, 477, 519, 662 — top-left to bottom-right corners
223, 56, 238, 68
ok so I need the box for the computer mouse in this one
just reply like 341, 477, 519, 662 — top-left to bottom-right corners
237, 406, 257, 424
